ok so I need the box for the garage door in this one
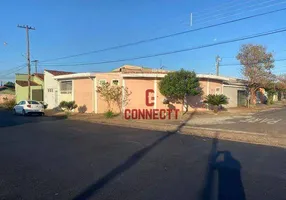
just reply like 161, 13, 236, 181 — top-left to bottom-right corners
32, 89, 43, 101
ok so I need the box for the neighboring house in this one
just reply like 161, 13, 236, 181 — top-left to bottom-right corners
223, 78, 248, 107
15, 73, 44, 103
44, 70, 73, 109
51, 65, 247, 113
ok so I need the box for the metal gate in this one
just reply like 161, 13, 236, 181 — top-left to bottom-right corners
32, 89, 43, 101
237, 90, 247, 107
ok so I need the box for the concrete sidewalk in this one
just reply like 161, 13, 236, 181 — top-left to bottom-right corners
70, 107, 286, 148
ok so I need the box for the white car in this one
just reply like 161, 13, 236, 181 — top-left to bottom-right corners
13, 100, 45, 116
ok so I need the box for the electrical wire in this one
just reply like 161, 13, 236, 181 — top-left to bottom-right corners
192, 0, 256, 15
221, 58, 286, 66
195, 0, 283, 21
0, 64, 26, 75
196, 1, 286, 25
39, 7, 286, 63
37, 27, 286, 67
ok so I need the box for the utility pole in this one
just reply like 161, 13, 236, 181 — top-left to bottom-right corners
32, 60, 38, 73
216, 55, 221, 76
18, 24, 35, 100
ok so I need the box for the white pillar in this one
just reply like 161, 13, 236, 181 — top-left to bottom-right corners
122, 78, 126, 111
154, 79, 157, 109
94, 78, 98, 113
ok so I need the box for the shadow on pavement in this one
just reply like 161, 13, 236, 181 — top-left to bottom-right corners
72, 111, 196, 200
0, 109, 67, 128
201, 133, 245, 200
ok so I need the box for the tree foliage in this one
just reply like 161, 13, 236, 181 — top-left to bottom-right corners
158, 69, 201, 113
4, 81, 15, 88
237, 44, 274, 104
96, 82, 132, 113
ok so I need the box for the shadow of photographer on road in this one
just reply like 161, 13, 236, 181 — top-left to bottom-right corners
214, 151, 245, 200
202, 134, 245, 200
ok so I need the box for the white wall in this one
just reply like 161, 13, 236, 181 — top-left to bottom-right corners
44, 71, 59, 109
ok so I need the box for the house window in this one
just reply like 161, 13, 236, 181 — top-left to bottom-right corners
112, 79, 119, 86
99, 79, 106, 86
215, 87, 221, 95
60, 81, 72, 94
48, 88, 53, 92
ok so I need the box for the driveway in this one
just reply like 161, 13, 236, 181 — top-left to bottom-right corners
188, 108, 286, 137
0, 111, 286, 200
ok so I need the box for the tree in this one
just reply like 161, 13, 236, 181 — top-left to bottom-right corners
110, 86, 132, 113
264, 82, 277, 105
4, 81, 15, 88
158, 69, 201, 114
96, 82, 113, 110
277, 75, 286, 99
237, 44, 274, 105
204, 94, 228, 113
96, 82, 132, 113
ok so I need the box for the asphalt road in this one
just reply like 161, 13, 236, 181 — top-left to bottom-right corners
0, 110, 286, 200
193, 108, 286, 137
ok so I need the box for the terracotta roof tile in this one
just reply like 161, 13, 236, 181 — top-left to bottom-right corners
16, 80, 40, 87
34, 73, 44, 81
45, 70, 74, 76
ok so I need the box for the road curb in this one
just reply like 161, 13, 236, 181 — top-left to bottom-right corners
70, 118, 286, 148
183, 126, 268, 136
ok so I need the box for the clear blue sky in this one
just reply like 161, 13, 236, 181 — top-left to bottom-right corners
1, 0, 286, 82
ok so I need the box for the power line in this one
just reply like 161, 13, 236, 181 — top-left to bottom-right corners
39, 7, 286, 63
196, 1, 286, 25
192, 0, 255, 15
0, 65, 26, 77
37, 27, 286, 67
0, 64, 26, 75
195, 0, 284, 22
221, 58, 286, 66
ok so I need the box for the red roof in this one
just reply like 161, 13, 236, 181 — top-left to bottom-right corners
33, 73, 44, 81
45, 70, 74, 76
16, 80, 40, 87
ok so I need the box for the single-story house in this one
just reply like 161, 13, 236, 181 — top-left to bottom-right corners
222, 78, 248, 107
50, 65, 247, 113
15, 73, 44, 103
44, 70, 74, 109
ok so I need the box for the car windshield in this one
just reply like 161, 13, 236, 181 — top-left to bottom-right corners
27, 101, 39, 105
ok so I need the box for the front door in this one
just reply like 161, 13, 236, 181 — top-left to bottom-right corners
54, 90, 58, 107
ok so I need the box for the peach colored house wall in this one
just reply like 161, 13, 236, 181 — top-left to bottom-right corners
124, 77, 223, 112
96, 73, 121, 113
209, 80, 223, 95
124, 78, 155, 110
74, 78, 94, 113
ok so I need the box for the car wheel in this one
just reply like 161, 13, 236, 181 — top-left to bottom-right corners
22, 109, 26, 116
13, 109, 17, 115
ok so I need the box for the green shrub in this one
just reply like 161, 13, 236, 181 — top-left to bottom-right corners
59, 101, 78, 111
204, 94, 228, 113
2, 98, 16, 110
104, 110, 115, 118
